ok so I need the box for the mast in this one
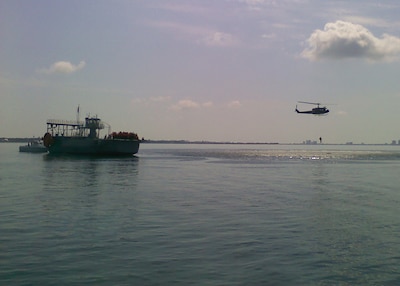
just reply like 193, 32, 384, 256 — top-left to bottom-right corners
76, 105, 80, 124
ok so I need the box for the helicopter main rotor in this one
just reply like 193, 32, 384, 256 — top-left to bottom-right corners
298, 101, 322, 107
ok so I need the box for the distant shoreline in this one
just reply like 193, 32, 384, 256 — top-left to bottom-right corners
2, 137, 400, 146
140, 140, 279, 145
1, 137, 279, 145
1, 138, 42, 143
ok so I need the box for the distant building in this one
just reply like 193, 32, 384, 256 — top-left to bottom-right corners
303, 140, 317, 145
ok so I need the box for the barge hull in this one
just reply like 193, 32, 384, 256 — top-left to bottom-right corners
48, 137, 140, 155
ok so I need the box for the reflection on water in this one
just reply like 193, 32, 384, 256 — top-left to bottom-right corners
40, 154, 139, 214
3, 143, 400, 285
143, 144, 400, 163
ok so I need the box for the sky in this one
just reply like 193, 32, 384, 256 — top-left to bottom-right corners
2, 0, 400, 144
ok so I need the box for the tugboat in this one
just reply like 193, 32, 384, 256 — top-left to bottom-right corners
43, 114, 140, 156
19, 140, 48, 153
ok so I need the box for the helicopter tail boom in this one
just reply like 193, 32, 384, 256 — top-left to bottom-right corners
296, 101, 330, 115
295, 109, 314, 114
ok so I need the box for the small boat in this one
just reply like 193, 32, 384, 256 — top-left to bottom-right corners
19, 140, 48, 153
43, 114, 140, 156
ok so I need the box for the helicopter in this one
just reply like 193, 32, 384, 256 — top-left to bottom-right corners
295, 101, 329, 115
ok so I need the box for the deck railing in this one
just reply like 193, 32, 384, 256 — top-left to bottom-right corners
47, 119, 84, 126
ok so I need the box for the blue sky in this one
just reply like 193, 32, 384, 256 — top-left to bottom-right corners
2, 0, 400, 144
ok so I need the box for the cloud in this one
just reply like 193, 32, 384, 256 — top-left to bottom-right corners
170, 99, 200, 111
228, 100, 242, 109
200, 32, 237, 47
240, 0, 268, 4
39, 60, 86, 74
341, 16, 391, 28
301, 21, 400, 61
151, 3, 207, 14
203, 101, 214, 108
262, 33, 276, 39
147, 20, 238, 47
150, 96, 171, 102
238, 0, 272, 11
170, 99, 214, 110
131, 95, 171, 106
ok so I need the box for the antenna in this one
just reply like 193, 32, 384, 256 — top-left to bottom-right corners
76, 105, 80, 124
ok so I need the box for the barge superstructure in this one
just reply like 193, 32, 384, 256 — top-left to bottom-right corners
43, 116, 139, 155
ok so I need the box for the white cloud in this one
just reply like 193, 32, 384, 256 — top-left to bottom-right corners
240, 0, 268, 4
170, 99, 214, 110
39, 60, 86, 74
171, 99, 200, 110
301, 21, 400, 61
131, 98, 145, 105
239, 0, 272, 10
239, 0, 277, 7
201, 32, 237, 47
262, 33, 276, 39
341, 16, 391, 28
150, 96, 171, 102
151, 3, 207, 14
131, 96, 171, 106
228, 100, 242, 109
147, 20, 238, 47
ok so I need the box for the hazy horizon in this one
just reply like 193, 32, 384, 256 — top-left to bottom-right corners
2, 1, 400, 144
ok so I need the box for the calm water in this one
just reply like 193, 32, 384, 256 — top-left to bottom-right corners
1, 143, 400, 285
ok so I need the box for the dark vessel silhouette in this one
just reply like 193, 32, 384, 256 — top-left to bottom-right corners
43, 116, 140, 156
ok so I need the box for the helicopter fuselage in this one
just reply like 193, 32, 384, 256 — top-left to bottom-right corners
295, 107, 329, 115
